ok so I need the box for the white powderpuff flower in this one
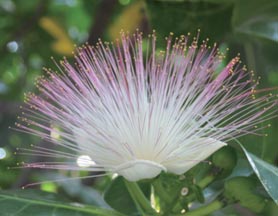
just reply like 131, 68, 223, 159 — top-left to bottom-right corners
17, 31, 277, 182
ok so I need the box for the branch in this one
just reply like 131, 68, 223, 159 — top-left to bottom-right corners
87, 0, 118, 45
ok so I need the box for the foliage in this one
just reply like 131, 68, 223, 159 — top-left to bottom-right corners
1, 0, 278, 215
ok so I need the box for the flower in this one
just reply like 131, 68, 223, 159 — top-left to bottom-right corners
17, 31, 277, 182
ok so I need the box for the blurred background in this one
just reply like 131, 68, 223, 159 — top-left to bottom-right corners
0, 0, 278, 215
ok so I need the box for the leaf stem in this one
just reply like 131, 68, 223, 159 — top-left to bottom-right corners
197, 175, 215, 189
176, 200, 224, 216
124, 180, 157, 215
244, 42, 257, 72
152, 179, 172, 204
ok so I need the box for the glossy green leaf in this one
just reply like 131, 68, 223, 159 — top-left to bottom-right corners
0, 190, 125, 216
241, 145, 278, 204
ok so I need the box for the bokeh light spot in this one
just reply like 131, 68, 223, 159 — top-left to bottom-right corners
50, 126, 60, 140
0, 148, 7, 159
76, 155, 95, 168
6, 41, 18, 53
119, 0, 130, 5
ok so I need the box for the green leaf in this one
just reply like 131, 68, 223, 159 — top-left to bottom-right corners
234, 18, 278, 43
146, 0, 233, 45
240, 145, 278, 204
103, 176, 151, 215
232, 0, 278, 42
150, 0, 235, 4
38, 173, 109, 207
191, 185, 205, 203
0, 190, 125, 216
104, 177, 138, 215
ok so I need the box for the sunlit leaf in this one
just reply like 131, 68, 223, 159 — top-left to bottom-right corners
108, 0, 144, 40
39, 17, 75, 56
241, 145, 278, 204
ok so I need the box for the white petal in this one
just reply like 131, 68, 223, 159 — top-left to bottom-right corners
162, 138, 227, 175
116, 160, 166, 182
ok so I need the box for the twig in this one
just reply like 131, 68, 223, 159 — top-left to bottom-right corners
87, 0, 118, 45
